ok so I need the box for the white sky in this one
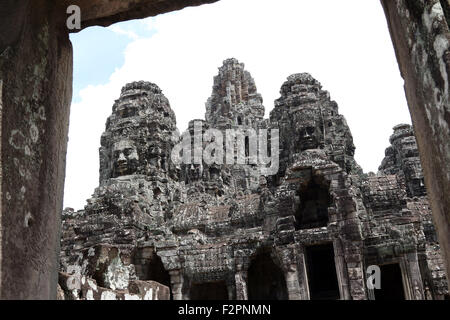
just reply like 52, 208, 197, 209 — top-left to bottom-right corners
64, 0, 412, 210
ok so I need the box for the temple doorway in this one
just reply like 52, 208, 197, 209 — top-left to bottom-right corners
374, 264, 405, 300
295, 179, 331, 230
305, 243, 340, 300
248, 250, 288, 300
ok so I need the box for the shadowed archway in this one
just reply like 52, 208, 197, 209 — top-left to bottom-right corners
247, 250, 288, 300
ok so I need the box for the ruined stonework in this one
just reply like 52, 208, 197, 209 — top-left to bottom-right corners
59, 59, 448, 300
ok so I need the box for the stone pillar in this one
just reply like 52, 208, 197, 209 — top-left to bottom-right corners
0, 0, 72, 299
296, 248, 310, 300
405, 252, 425, 300
344, 242, 367, 300
235, 269, 248, 300
169, 270, 184, 300
285, 264, 302, 300
333, 239, 352, 300
182, 277, 191, 300
381, 0, 450, 285
226, 277, 236, 300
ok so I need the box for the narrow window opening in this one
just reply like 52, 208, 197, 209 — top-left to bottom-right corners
295, 179, 331, 230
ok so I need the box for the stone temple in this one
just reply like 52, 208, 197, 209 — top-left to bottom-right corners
58, 58, 448, 300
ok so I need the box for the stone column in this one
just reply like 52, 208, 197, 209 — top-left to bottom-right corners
405, 252, 425, 300
381, 0, 450, 285
169, 270, 184, 300
234, 269, 248, 300
226, 276, 236, 300
0, 0, 72, 299
333, 239, 352, 300
182, 277, 191, 300
344, 242, 367, 300
296, 248, 310, 300
285, 264, 302, 300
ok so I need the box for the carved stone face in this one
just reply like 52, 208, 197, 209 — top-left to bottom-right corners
298, 121, 323, 151
112, 140, 139, 177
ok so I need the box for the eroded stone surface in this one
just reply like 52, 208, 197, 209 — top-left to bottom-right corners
0, 0, 73, 299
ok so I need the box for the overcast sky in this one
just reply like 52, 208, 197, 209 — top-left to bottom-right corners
64, 0, 412, 210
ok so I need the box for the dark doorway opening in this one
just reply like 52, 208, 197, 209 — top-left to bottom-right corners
210, 166, 220, 180
306, 244, 340, 300
190, 281, 229, 300
374, 264, 405, 300
134, 248, 173, 299
248, 251, 288, 300
295, 179, 331, 230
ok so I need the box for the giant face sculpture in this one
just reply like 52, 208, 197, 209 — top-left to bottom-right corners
297, 118, 323, 151
112, 139, 140, 177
